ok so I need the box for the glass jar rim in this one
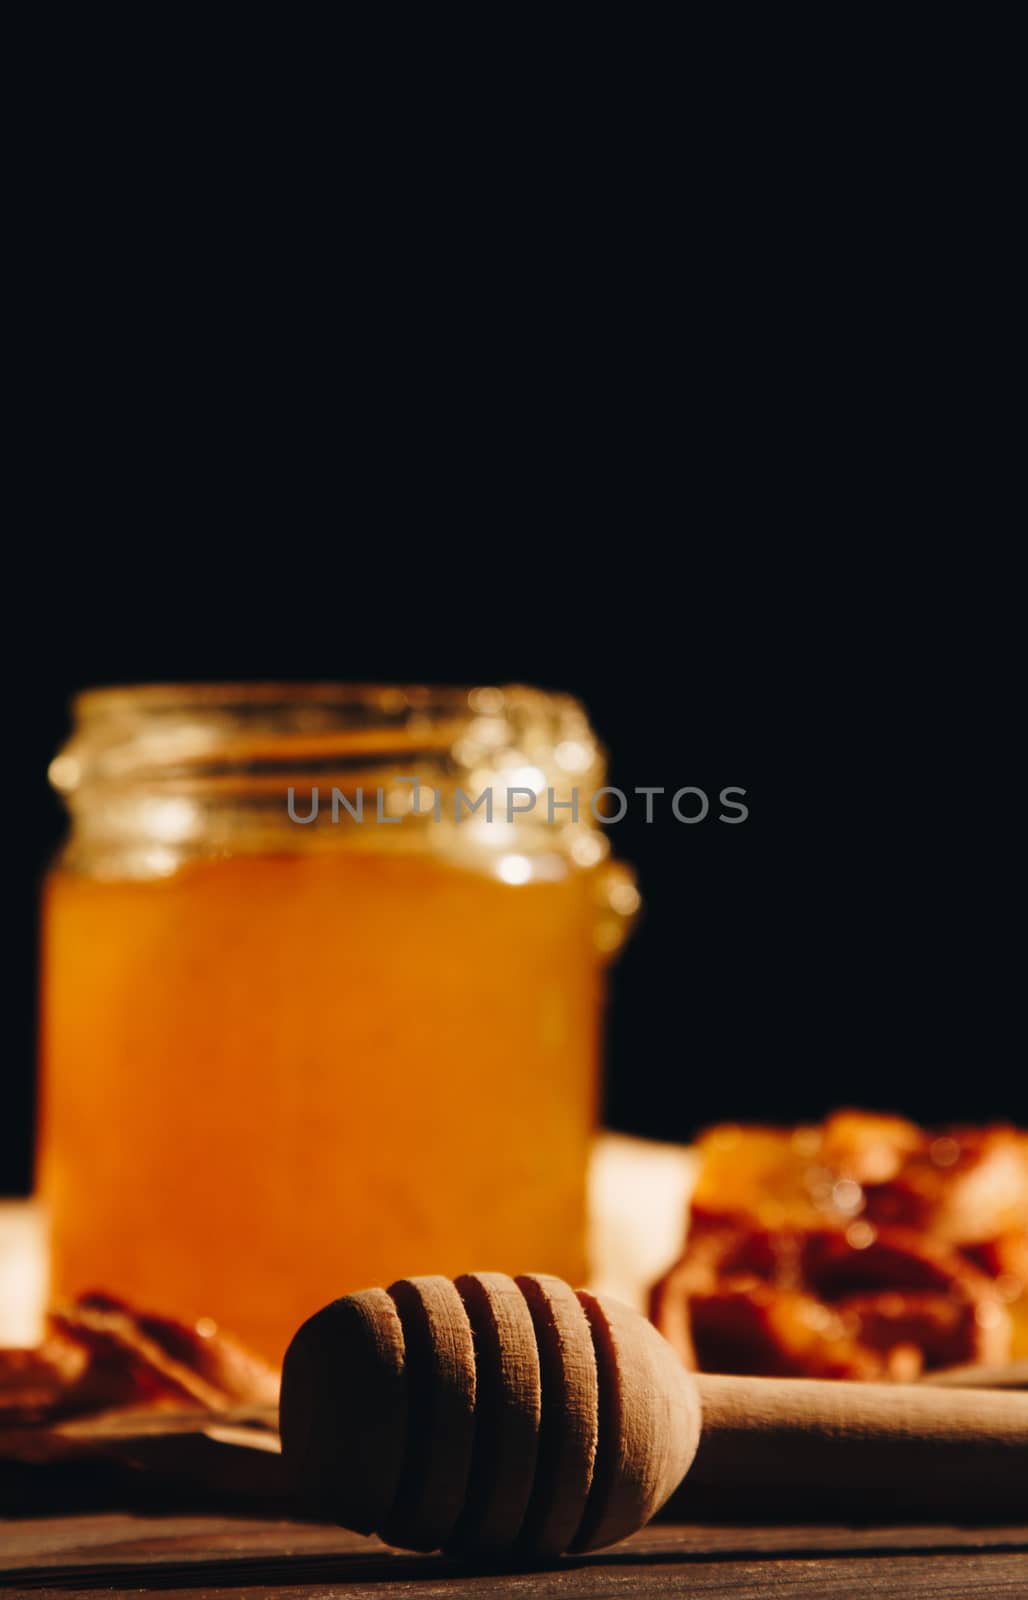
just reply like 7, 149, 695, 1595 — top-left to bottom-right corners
73, 681, 499, 717
47, 681, 638, 949
53, 681, 597, 791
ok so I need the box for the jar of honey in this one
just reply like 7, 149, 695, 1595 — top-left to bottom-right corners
38, 684, 636, 1359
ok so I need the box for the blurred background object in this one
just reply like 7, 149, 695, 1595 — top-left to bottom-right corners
0, 1203, 47, 1346
35, 684, 631, 1356
651, 1114, 1028, 1382
587, 1132, 697, 1309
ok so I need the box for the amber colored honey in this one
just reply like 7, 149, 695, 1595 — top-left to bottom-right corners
38, 852, 602, 1360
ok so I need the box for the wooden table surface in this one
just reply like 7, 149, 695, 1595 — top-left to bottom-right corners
2, 1514, 1027, 1598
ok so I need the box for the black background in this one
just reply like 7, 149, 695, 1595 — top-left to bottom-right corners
5, 37, 1021, 1196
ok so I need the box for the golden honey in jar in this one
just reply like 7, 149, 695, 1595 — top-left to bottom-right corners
38, 685, 635, 1358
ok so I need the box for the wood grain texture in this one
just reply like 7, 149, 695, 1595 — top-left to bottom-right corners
691, 1373, 1028, 1518
278, 1287, 404, 1533
445, 1273, 541, 1555
571, 1291, 701, 1553
3, 1514, 1027, 1597
376, 1275, 476, 1553
515, 1272, 598, 1559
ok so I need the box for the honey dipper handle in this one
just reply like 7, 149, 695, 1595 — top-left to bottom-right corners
688, 1374, 1028, 1518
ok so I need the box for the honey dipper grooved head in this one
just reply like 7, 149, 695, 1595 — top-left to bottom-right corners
280, 1272, 701, 1559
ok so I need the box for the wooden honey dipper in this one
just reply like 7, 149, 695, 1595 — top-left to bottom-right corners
280, 1272, 1028, 1560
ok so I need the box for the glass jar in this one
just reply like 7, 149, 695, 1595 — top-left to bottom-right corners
38, 684, 636, 1359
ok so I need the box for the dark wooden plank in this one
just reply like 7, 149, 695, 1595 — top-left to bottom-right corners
5, 1511, 1028, 1565
2, 1515, 1027, 1596
7, 1550, 1028, 1599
